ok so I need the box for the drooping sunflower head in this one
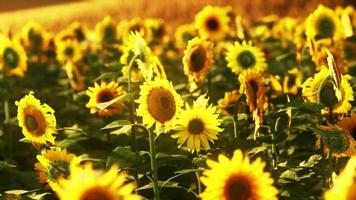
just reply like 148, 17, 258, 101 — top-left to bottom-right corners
95, 16, 118, 45
20, 21, 49, 53
337, 114, 356, 141
200, 149, 278, 200
172, 95, 223, 152
283, 68, 303, 95
55, 163, 141, 200
195, 5, 230, 41
86, 81, 126, 117
0, 37, 27, 77
217, 90, 242, 115
324, 156, 356, 200
182, 37, 213, 82
301, 66, 354, 114
34, 148, 81, 192
136, 78, 183, 134
306, 4, 343, 41
15, 92, 57, 146
56, 39, 82, 64
226, 41, 267, 75
175, 23, 197, 49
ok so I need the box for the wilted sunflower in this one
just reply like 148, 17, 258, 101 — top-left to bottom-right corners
217, 90, 242, 115
182, 37, 213, 82
324, 156, 356, 200
302, 66, 354, 114
86, 81, 126, 117
34, 148, 81, 192
200, 149, 278, 200
19, 21, 49, 53
175, 24, 197, 49
15, 92, 57, 146
0, 37, 27, 77
226, 41, 267, 74
195, 5, 230, 41
337, 114, 356, 140
316, 124, 356, 158
172, 95, 222, 152
56, 39, 82, 64
283, 68, 303, 95
239, 69, 268, 138
136, 78, 183, 134
95, 16, 118, 45
305, 4, 343, 41
55, 163, 141, 200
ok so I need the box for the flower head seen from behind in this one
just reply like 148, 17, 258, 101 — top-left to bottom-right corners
136, 78, 183, 134
55, 163, 141, 200
34, 148, 81, 192
172, 95, 223, 152
200, 149, 278, 200
15, 92, 57, 146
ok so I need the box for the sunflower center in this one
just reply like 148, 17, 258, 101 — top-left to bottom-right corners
206, 17, 219, 32
323, 132, 349, 153
80, 186, 115, 200
104, 25, 116, 43
23, 106, 47, 137
188, 118, 205, 135
3, 48, 20, 68
47, 160, 70, 182
97, 89, 115, 103
28, 29, 43, 51
351, 128, 356, 140
75, 28, 85, 42
189, 46, 207, 72
317, 77, 339, 108
287, 75, 297, 88
316, 16, 334, 38
237, 51, 256, 69
65, 47, 74, 57
224, 174, 252, 200
130, 24, 143, 33
147, 87, 176, 123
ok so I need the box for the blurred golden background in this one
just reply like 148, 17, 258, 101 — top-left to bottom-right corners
0, 0, 354, 32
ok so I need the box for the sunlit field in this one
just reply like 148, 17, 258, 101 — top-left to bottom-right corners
0, 1, 356, 200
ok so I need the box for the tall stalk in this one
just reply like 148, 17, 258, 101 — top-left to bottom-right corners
148, 129, 160, 200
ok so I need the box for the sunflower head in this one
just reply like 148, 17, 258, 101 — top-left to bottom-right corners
182, 37, 213, 82
86, 81, 126, 117
56, 22, 88, 43
172, 95, 223, 152
20, 22, 49, 53
195, 5, 230, 41
15, 92, 57, 146
200, 149, 278, 200
136, 78, 183, 134
337, 113, 356, 141
226, 41, 267, 75
95, 16, 118, 45
175, 24, 197, 49
55, 163, 141, 200
145, 18, 168, 44
217, 90, 242, 115
306, 4, 343, 41
119, 17, 151, 42
56, 39, 82, 64
0, 37, 27, 77
283, 68, 303, 95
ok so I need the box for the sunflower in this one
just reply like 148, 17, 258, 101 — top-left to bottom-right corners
19, 21, 49, 53
324, 156, 356, 200
301, 66, 354, 115
194, 5, 230, 41
56, 22, 88, 43
172, 95, 222, 152
95, 16, 118, 45
316, 124, 356, 158
86, 81, 126, 117
283, 68, 303, 95
238, 69, 268, 138
136, 78, 183, 134
337, 114, 356, 141
15, 92, 57, 146
56, 39, 82, 64
305, 4, 343, 41
200, 149, 278, 200
34, 148, 81, 192
175, 24, 197, 49
0, 37, 27, 77
64, 62, 85, 91
226, 41, 267, 75
119, 18, 151, 42
145, 18, 169, 45
55, 163, 141, 200
182, 37, 213, 82
217, 90, 242, 115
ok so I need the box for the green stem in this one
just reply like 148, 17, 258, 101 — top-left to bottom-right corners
148, 129, 160, 200
272, 118, 280, 169
232, 114, 238, 154
194, 171, 202, 195
328, 106, 334, 124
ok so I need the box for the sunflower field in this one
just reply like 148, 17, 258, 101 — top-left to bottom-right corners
1, 2, 356, 200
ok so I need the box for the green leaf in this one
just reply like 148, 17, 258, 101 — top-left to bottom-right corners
106, 146, 139, 169
285, 101, 323, 113
93, 72, 117, 82
101, 120, 132, 130
96, 92, 135, 110
19, 138, 32, 143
